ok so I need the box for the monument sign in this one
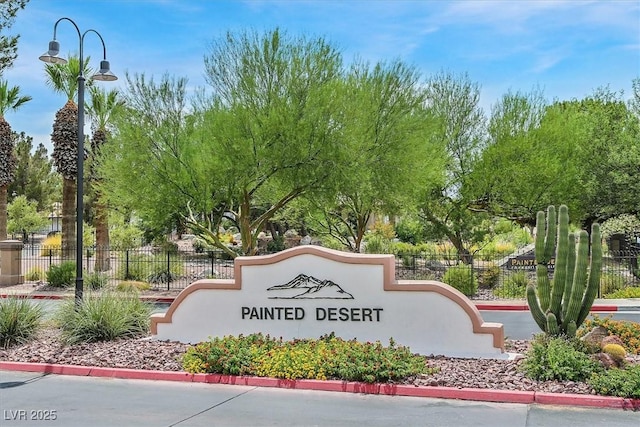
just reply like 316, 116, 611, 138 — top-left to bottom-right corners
151, 246, 505, 358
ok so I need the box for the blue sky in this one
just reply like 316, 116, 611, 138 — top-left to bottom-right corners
3, 0, 639, 153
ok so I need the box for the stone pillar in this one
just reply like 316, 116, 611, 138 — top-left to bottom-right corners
0, 240, 24, 286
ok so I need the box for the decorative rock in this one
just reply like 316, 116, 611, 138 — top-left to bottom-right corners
594, 352, 619, 369
284, 231, 302, 248
601, 334, 625, 349
300, 235, 312, 245
580, 326, 608, 353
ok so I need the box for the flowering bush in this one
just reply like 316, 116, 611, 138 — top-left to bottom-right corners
182, 333, 435, 383
578, 315, 640, 355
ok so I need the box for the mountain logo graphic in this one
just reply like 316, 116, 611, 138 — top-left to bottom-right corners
267, 274, 354, 299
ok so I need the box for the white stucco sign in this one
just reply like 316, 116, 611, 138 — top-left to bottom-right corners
151, 246, 505, 358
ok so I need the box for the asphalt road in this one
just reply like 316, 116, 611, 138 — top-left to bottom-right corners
480, 310, 640, 340
2, 370, 639, 427
32, 299, 640, 341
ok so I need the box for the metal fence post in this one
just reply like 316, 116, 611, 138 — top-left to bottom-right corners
125, 249, 129, 280
167, 250, 171, 290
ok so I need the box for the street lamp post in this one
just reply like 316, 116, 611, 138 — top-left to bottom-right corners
39, 17, 117, 303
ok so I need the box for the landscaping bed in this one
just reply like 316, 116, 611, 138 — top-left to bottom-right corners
2, 326, 637, 397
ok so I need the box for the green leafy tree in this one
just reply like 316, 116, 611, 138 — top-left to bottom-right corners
8, 132, 59, 211
7, 195, 47, 237
0, 79, 30, 239
468, 87, 583, 227
86, 87, 124, 270
418, 71, 487, 262
98, 73, 192, 245
556, 88, 640, 226
100, 29, 345, 258
0, 0, 28, 75
303, 60, 440, 252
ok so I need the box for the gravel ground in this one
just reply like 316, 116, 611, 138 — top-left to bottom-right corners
0, 327, 610, 396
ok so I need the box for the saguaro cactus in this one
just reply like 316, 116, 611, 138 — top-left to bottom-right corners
526, 205, 602, 337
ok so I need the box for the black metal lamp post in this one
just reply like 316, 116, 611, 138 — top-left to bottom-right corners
39, 17, 117, 303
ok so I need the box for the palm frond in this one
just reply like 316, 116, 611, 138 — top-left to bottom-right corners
0, 80, 32, 118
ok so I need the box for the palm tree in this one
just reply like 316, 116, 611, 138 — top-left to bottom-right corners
44, 56, 92, 259
0, 79, 31, 240
87, 86, 123, 271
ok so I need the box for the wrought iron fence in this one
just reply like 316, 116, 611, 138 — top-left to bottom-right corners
19, 244, 640, 297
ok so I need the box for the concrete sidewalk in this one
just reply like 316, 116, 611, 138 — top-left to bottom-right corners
2, 370, 640, 427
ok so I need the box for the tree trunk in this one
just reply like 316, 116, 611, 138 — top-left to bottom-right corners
449, 234, 473, 265
61, 177, 76, 261
94, 197, 110, 271
0, 185, 7, 240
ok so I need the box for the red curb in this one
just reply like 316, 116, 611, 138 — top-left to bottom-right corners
385, 385, 536, 404
534, 392, 640, 410
589, 306, 620, 312
0, 362, 92, 376
295, 378, 349, 393
0, 294, 66, 300
475, 304, 529, 311
88, 367, 194, 382
2, 361, 638, 410
140, 297, 175, 304
475, 303, 619, 312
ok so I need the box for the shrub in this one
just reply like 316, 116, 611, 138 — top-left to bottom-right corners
46, 261, 76, 288
478, 263, 500, 288
370, 221, 396, 240
521, 334, 601, 381
442, 264, 477, 296
604, 286, 640, 299
588, 365, 640, 398
266, 235, 285, 252
182, 334, 434, 383
109, 223, 144, 250
192, 237, 212, 253
25, 266, 45, 282
600, 273, 626, 296
578, 316, 640, 355
84, 272, 108, 290
0, 297, 43, 348
183, 333, 276, 376
116, 281, 151, 292
116, 253, 150, 281
318, 336, 432, 383
319, 237, 347, 251
40, 234, 61, 256
153, 239, 179, 254
476, 241, 516, 261
364, 234, 393, 254
54, 291, 153, 344
493, 272, 529, 299
395, 217, 425, 245
392, 241, 419, 256
146, 255, 185, 285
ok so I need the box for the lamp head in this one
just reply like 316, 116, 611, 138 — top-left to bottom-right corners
38, 40, 67, 64
92, 60, 117, 81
